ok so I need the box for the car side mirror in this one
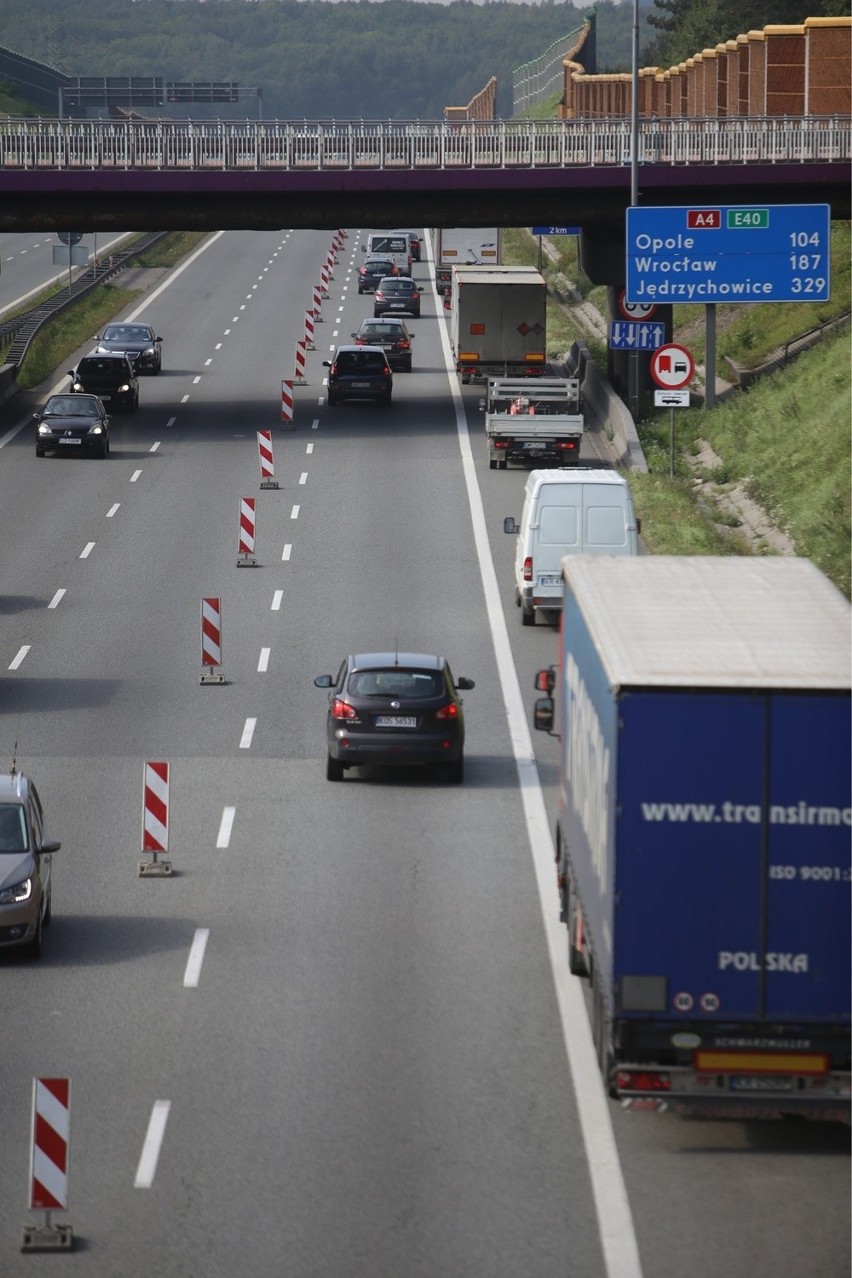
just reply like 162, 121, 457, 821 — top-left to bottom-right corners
351, 333, 358, 339
314, 675, 333, 688
32, 412, 40, 421
322, 361, 331, 369
533, 697, 555, 734
504, 517, 519, 535
456, 677, 475, 691
41, 839, 61, 854
67, 370, 75, 377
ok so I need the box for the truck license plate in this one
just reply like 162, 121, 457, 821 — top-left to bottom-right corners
730, 1075, 795, 1092
375, 715, 417, 728
523, 441, 545, 450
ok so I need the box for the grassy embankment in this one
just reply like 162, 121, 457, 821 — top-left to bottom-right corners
502, 224, 851, 597
4, 233, 208, 390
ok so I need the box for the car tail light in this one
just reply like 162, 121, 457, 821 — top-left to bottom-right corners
523, 557, 533, 582
331, 698, 358, 720
398, 339, 410, 350
383, 366, 392, 379
435, 703, 458, 720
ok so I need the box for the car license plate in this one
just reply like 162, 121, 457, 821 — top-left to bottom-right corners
351, 381, 370, 389
730, 1075, 795, 1092
59, 438, 81, 445
390, 302, 405, 309
539, 575, 561, 586
375, 715, 417, 728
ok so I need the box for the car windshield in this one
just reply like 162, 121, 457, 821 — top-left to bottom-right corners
0, 803, 28, 852
104, 325, 148, 341
46, 396, 97, 416
349, 669, 443, 698
79, 359, 122, 373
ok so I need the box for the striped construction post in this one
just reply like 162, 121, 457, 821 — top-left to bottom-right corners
304, 309, 316, 350
237, 497, 257, 567
320, 262, 330, 297
139, 761, 172, 876
312, 283, 324, 317
280, 380, 294, 429
200, 597, 225, 685
294, 341, 307, 384
257, 429, 279, 487
22, 1077, 73, 1251
326, 250, 337, 274
332, 231, 345, 252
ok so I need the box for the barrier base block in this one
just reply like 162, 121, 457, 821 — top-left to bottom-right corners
236, 554, 257, 567
21, 1224, 74, 1252
200, 669, 226, 685
138, 857, 173, 878
260, 479, 279, 489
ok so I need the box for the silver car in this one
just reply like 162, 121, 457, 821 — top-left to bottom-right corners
0, 772, 60, 959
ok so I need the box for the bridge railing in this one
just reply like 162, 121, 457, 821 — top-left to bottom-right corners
0, 116, 848, 171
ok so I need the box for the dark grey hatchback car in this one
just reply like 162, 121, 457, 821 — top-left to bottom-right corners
69, 354, 139, 411
323, 345, 393, 406
314, 652, 474, 783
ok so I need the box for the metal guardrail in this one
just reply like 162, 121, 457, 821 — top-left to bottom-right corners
0, 116, 848, 171
0, 232, 168, 368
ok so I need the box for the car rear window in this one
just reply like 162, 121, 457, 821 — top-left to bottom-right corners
78, 358, 122, 373
336, 351, 387, 372
349, 669, 444, 698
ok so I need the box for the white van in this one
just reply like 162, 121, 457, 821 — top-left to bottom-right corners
362, 232, 412, 277
504, 469, 639, 625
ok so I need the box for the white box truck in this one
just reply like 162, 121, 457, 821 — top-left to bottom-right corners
449, 266, 547, 383
434, 228, 501, 295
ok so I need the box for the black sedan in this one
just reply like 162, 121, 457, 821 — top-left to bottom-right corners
374, 277, 422, 318
34, 394, 110, 458
357, 257, 398, 293
322, 345, 393, 406
68, 354, 139, 412
314, 652, 474, 782
351, 318, 414, 372
93, 322, 162, 373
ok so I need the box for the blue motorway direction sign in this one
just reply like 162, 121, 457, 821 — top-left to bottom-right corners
609, 320, 666, 351
626, 204, 830, 305
531, 226, 581, 236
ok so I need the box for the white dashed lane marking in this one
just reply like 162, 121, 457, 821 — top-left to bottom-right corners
183, 929, 210, 988
134, 1101, 171, 1189
216, 807, 235, 849
48, 590, 65, 609
8, 645, 30, 670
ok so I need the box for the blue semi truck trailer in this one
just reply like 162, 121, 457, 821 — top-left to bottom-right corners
534, 556, 850, 1121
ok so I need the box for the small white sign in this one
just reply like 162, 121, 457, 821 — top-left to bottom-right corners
654, 389, 690, 408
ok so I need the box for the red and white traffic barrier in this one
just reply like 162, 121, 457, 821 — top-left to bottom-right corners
280, 380, 294, 428
304, 309, 316, 350
201, 597, 225, 685
140, 761, 172, 876
312, 283, 324, 316
332, 231, 345, 252
238, 497, 257, 566
257, 429, 279, 486
326, 250, 337, 274
23, 1076, 74, 1251
320, 263, 330, 297
294, 341, 307, 384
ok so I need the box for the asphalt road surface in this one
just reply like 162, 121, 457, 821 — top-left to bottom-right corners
0, 228, 848, 1278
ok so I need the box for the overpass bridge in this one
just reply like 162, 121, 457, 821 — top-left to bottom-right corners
0, 115, 848, 240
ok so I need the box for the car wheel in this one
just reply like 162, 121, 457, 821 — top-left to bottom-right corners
521, 605, 535, 627
99, 438, 109, 459
373, 310, 380, 319
326, 754, 344, 781
489, 459, 497, 470
35, 447, 45, 458
404, 361, 412, 373
446, 756, 464, 784
327, 393, 337, 406
43, 888, 52, 926
381, 394, 392, 407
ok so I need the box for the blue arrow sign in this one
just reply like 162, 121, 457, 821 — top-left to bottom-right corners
626, 204, 830, 305
609, 321, 666, 351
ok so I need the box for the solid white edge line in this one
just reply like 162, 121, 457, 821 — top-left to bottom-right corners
430, 244, 643, 1278
216, 806, 235, 849
183, 928, 210, 988
134, 1100, 171, 1188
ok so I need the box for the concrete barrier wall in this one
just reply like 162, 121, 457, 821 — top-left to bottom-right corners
565, 341, 648, 474
0, 363, 19, 408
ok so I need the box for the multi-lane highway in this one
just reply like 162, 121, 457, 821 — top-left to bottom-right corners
0, 229, 848, 1278
0, 231, 132, 320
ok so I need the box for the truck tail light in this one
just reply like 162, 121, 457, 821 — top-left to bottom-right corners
494, 439, 510, 450
616, 1070, 671, 1093
523, 557, 533, 582
557, 440, 578, 452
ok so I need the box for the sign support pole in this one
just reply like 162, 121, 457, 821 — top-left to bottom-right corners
705, 304, 716, 409
670, 407, 675, 478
